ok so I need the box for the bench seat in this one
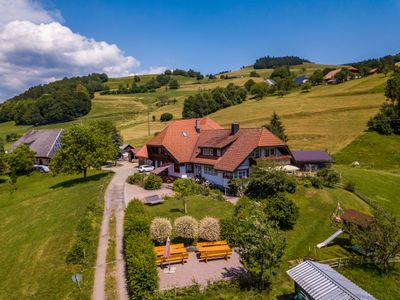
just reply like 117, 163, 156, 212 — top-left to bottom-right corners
200, 250, 232, 263
156, 253, 189, 266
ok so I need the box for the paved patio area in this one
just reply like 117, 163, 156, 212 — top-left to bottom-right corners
158, 250, 245, 290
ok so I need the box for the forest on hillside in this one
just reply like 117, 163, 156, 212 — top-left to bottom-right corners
253, 56, 310, 69
0, 73, 108, 125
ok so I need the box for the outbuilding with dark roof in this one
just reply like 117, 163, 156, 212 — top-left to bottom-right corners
9, 129, 63, 166
291, 150, 332, 171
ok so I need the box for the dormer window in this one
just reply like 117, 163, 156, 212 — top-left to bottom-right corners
202, 148, 216, 156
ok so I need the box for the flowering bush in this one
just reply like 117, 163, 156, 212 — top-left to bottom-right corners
174, 216, 198, 239
150, 217, 172, 244
199, 217, 220, 241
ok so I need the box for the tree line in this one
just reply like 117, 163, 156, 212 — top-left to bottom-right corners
348, 52, 400, 76
254, 55, 310, 69
0, 73, 108, 125
368, 67, 400, 134
182, 83, 247, 118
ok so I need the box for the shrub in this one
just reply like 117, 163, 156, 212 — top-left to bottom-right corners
245, 167, 296, 199
125, 233, 158, 298
124, 200, 158, 298
160, 112, 173, 122
220, 217, 237, 245
303, 179, 312, 188
127, 173, 146, 186
316, 168, 341, 187
144, 174, 162, 190
199, 217, 220, 241
174, 216, 198, 239
173, 178, 200, 196
264, 193, 299, 229
228, 178, 248, 196
150, 217, 172, 244
344, 181, 356, 192
309, 176, 323, 189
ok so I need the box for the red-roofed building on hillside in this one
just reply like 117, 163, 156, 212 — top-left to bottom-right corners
135, 118, 291, 188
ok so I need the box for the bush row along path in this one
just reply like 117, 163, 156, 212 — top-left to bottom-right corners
93, 161, 133, 300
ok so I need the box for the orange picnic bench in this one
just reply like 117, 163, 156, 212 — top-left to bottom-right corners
154, 243, 188, 266
197, 242, 232, 263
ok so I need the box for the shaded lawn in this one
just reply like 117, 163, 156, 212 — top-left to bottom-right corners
335, 165, 400, 216
0, 171, 111, 299
144, 195, 234, 221
334, 132, 400, 173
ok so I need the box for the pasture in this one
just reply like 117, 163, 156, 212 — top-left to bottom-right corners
0, 171, 111, 299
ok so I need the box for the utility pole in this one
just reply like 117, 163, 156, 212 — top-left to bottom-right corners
147, 105, 150, 136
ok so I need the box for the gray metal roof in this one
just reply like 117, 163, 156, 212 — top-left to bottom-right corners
287, 260, 376, 300
9, 129, 63, 158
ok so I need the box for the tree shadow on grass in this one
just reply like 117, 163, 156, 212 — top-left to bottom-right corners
50, 172, 109, 189
0, 178, 8, 185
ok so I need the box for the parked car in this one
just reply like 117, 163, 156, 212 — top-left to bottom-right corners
33, 164, 50, 173
138, 165, 155, 173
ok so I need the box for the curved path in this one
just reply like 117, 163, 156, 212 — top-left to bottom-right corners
92, 161, 133, 300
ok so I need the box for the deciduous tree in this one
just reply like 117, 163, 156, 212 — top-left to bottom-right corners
50, 124, 116, 178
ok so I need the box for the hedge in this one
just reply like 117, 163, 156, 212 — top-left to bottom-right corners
124, 200, 158, 298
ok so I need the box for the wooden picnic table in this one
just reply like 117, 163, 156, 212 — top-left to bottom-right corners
155, 248, 188, 257
198, 245, 231, 253
154, 243, 184, 252
196, 240, 227, 248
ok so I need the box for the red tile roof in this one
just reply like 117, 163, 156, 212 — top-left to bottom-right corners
137, 118, 288, 172
136, 118, 222, 161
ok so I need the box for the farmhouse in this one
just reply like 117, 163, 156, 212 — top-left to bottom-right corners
9, 129, 63, 166
136, 118, 291, 188
323, 66, 360, 83
294, 75, 309, 85
287, 260, 376, 300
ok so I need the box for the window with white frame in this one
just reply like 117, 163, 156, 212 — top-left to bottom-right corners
202, 148, 214, 156
204, 165, 217, 175
235, 169, 248, 178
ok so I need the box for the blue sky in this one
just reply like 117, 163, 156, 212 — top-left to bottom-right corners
52, 0, 400, 73
1, 0, 400, 100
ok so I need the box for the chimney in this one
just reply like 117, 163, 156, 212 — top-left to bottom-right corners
231, 122, 239, 135
195, 119, 200, 133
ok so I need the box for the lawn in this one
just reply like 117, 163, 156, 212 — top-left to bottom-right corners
339, 265, 400, 300
144, 195, 234, 221
0, 171, 111, 299
334, 132, 400, 173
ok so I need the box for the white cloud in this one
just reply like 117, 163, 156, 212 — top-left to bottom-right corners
136, 66, 167, 75
0, 0, 62, 28
0, 0, 164, 101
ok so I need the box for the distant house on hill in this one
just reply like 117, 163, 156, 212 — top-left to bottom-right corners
294, 75, 309, 85
368, 68, 380, 75
264, 79, 277, 86
9, 129, 63, 166
291, 150, 332, 171
323, 66, 360, 83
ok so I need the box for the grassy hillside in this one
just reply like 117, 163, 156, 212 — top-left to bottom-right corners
0, 65, 388, 153
334, 132, 400, 216
0, 171, 111, 299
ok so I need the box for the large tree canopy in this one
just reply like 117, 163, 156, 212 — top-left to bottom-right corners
50, 123, 117, 178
